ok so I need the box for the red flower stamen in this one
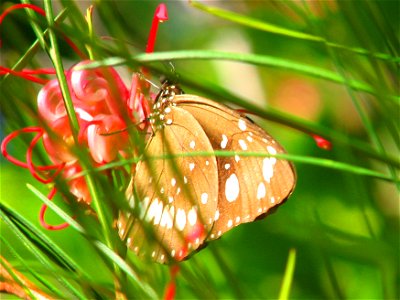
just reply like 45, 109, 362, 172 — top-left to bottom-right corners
163, 265, 180, 300
0, 4, 46, 25
145, 3, 168, 54
39, 187, 70, 230
312, 134, 332, 150
0, 66, 49, 85
142, 3, 168, 76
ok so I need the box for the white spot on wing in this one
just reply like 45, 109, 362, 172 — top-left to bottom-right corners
146, 198, 163, 225
188, 207, 197, 226
238, 119, 247, 131
262, 158, 274, 183
238, 139, 248, 150
171, 178, 176, 187
224, 163, 230, 170
227, 219, 233, 228
267, 145, 277, 155
190, 140, 196, 149
201, 193, 208, 204
257, 182, 266, 199
189, 162, 195, 171
267, 145, 277, 164
214, 210, 220, 221
176, 209, 186, 231
160, 206, 173, 228
225, 174, 240, 202
220, 134, 228, 149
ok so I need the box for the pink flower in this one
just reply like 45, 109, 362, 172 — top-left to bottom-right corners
1, 2, 163, 236
42, 116, 77, 163
2, 59, 152, 224
62, 163, 91, 203
86, 114, 129, 163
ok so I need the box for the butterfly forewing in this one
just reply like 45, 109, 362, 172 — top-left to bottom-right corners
174, 95, 296, 239
119, 105, 218, 263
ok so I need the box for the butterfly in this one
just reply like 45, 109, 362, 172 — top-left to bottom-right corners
117, 80, 296, 263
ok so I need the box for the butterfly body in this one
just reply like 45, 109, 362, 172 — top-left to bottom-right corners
118, 84, 295, 263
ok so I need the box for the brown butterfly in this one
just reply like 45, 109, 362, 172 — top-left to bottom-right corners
118, 81, 295, 263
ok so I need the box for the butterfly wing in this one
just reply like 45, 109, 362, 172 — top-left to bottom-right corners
119, 105, 218, 263
174, 95, 296, 239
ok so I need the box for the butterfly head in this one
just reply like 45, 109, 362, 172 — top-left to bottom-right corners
148, 79, 184, 130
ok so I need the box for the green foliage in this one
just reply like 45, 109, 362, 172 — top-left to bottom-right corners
1, 0, 398, 299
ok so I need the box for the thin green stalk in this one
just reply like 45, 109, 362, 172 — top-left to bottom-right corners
190, 1, 399, 63
42, 1, 122, 294
0, 237, 74, 298
0, 256, 36, 299
43, 0, 112, 252
43, 0, 80, 142
82, 51, 398, 100
0, 8, 69, 86
68, 150, 399, 183
26, 185, 158, 299
0, 206, 86, 299
305, 5, 399, 187
278, 248, 297, 300
20, 0, 49, 51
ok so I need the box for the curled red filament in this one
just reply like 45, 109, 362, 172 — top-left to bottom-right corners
39, 187, 70, 230
1, 127, 65, 183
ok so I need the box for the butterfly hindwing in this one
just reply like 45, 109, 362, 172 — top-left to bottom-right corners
174, 95, 296, 239
119, 105, 218, 263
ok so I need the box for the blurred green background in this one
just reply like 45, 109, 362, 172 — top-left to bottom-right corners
1, 1, 399, 299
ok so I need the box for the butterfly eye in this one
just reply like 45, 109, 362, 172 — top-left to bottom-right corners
119, 83, 295, 263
